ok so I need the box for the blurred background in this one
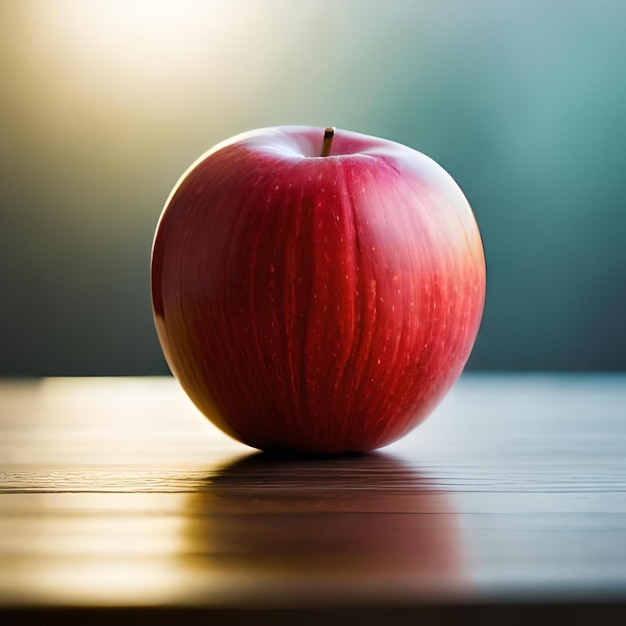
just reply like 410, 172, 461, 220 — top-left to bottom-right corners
1, 0, 625, 376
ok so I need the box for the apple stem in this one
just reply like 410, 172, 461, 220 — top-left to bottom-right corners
321, 127, 335, 157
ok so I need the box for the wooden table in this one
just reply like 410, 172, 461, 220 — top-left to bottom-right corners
1, 375, 625, 624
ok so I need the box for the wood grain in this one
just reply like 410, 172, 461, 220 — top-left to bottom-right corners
1, 374, 626, 624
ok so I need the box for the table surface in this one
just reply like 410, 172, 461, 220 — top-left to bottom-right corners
1, 374, 625, 624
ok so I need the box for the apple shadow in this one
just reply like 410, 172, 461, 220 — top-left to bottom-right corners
181, 451, 470, 605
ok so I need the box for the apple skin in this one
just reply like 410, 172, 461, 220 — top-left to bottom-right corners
151, 126, 485, 454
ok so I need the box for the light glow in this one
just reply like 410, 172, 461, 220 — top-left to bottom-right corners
18, 0, 268, 120
34, 0, 226, 80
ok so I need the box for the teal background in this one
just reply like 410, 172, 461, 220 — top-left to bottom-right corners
1, 0, 625, 375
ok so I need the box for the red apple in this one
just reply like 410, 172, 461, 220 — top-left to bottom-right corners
151, 126, 485, 454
